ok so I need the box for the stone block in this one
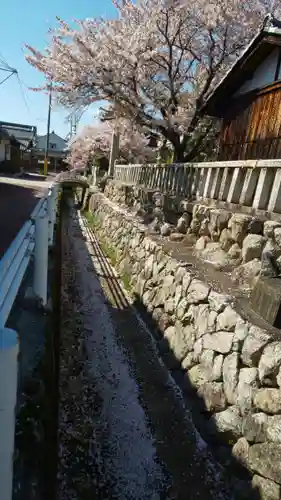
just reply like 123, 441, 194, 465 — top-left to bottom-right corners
266, 415, 281, 443
223, 352, 239, 404
212, 406, 242, 439
241, 326, 271, 367
232, 437, 250, 468
208, 290, 232, 313
254, 389, 281, 415
186, 280, 210, 304
203, 331, 234, 354
250, 278, 281, 327
242, 234, 265, 263
236, 367, 258, 414
197, 382, 227, 412
242, 412, 268, 443
188, 364, 209, 389
217, 305, 243, 332
259, 342, 281, 383
252, 475, 280, 500
249, 443, 281, 484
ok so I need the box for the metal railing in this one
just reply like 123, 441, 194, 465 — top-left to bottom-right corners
0, 181, 59, 500
0, 183, 59, 328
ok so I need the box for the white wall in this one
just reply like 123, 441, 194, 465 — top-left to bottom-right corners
235, 48, 280, 96
36, 132, 67, 152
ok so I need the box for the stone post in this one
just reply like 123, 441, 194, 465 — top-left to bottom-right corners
108, 131, 120, 178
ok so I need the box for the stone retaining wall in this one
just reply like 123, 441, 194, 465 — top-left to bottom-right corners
89, 190, 281, 499
104, 180, 281, 294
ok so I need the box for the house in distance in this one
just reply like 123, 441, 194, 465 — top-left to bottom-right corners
0, 121, 36, 172
33, 131, 68, 171
204, 15, 281, 161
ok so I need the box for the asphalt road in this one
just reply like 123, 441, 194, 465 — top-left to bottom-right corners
0, 174, 52, 259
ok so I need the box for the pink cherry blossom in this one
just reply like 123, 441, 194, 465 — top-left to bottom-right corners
26, 0, 280, 162
66, 118, 156, 169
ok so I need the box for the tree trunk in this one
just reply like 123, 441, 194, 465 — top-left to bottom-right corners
173, 145, 185, 163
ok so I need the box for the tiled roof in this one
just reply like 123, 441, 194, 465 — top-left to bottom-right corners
0, 121, 36, 143
203, 14, 281, 115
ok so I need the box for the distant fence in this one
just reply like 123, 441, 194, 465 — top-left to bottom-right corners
114, 160, 281, 214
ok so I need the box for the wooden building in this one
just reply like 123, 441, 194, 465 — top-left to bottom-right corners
33, 131, 68, 172
0, 121, 37, 172
0, 128, 23, 174
204, 15, 281, 161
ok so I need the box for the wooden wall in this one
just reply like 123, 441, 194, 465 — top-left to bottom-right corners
219, 81, 281, 160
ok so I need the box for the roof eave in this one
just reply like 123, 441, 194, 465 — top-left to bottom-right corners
203, 16, 281, 117
203, 30, 265, 117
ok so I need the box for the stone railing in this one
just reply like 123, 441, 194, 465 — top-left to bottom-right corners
114, 159, 281, 215
114, 163, 194, 199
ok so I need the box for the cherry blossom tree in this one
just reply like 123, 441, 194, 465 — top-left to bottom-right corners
66, 119, 156, 169
26, 0, 280, 162
65, 122, 112, 170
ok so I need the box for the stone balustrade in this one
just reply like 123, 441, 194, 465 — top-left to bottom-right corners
114, 163, 194, 199
114, 159, 281, 215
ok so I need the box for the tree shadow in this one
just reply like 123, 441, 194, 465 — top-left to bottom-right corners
63, 193, 263, 500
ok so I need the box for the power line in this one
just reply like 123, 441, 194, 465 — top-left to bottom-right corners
0, 50, 17, 87
65, 107, 84, 141
0, 72, 15, 86
16, 74, 31, 115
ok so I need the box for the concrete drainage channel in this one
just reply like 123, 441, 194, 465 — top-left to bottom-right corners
54, 190, 231, 500
13, 187, 230, 499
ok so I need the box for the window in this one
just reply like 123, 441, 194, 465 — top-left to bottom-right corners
50, 143, 57, 149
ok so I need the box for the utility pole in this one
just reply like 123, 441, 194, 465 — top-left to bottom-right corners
44, 83, 52, 176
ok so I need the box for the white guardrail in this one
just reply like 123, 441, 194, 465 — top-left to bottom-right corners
0, 181, 59, 500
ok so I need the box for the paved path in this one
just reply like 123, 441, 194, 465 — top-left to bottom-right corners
0, 174, 52, 258
58, 201, 230, 500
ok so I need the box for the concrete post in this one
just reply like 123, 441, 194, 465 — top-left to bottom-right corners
227, 167, 246, 204
218, 167, 232, 201
203, 167, 218, 199
47, 188, 57, 247
108, 131, 120, 178
191, 167, 201, 197
239, 168, 260, 206
253, 168, 275, 210
91, 165, 97, 186
268, 169, 281, 213
210, 167, 223, 200
0, 328, 19, 500
33, 211, 49, 306
197, 168, 208, 198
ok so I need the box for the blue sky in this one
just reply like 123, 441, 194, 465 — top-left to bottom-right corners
0, 1, 116, 138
